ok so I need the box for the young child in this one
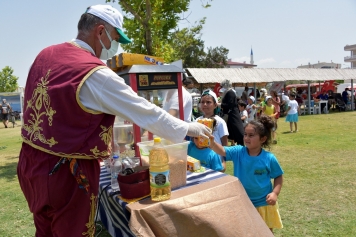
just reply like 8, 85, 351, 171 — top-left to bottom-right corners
187, 136, 224, 172
209, 115, 284, 233
262, 96, 278, 144
197, 90, 229, 171
255, 98, 263, 119
238, 101, 248, 127
284, 92, 299, 132
246, 96, 257, 122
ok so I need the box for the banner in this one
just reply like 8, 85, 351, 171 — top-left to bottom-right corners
269, 81, 285, 93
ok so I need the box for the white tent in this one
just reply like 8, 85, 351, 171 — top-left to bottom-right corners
186, 68, 355, 111
186, 68, 356, 83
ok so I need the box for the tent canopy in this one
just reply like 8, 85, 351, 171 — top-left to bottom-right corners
186, 68, 356, 84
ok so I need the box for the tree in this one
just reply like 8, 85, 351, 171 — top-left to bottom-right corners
105, 0, 229, 68
106, 0, 213, 57
170, 18, 206, 67
170, 19, 229, 68
202, 46, 229, 68
0, 66, 19, 92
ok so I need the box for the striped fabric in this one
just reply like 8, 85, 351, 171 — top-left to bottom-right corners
97, 166, 227, 237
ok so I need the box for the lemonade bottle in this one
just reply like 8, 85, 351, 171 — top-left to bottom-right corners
149, 137, 171, 201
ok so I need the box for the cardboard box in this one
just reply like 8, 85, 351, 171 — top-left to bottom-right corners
187, 156, 201, 172
118, 53, 164, 67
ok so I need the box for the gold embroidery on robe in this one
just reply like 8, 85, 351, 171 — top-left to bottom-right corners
82, 193, 96, 237
90, 125, 112, 157
23, 70, 58, 147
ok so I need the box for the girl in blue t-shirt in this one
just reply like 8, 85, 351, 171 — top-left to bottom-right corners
209, 115, 284, 233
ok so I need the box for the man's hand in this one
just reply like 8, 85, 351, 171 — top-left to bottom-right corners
187, 122, 211, 139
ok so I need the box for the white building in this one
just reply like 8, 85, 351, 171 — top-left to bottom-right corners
344, 44, 356, 69
297, 61, 341, 69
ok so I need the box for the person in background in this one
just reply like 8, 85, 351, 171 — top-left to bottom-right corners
17, 5, 210, 236
295, 89, 304, 115
188, 119, 224, 172
257, 88, 267, 118
262, 96, 278, 144
316, 90, 330, 113
163, 77, 193, 123
1, 99, 11, 128
259, 88, 268, 101
197, 90, 229, 171
9, 106, 16, 128
280, 92, 290, 114
249, 88, 260, 98
241, 86, 249, 103
183, 77, 195, 91
270, 90, 281, 125
218, 88, 225, 103
246, 96, 257, 122
220, 79, 244, 146
284, 93, 299, 133
342, 88, 349, 105
238, 101, 248, 127
209, 115, 284, 233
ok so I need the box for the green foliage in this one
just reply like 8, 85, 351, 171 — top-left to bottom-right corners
0, 66, 19, 92
202, 46, 229, 68
109, 0, 190, 55
105, 0, 218, 66
170, 18, 206, 67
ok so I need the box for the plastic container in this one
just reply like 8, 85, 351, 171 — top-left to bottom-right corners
110, 155, 122, 191
149, 137, 171, 201
137, 139, 189, 189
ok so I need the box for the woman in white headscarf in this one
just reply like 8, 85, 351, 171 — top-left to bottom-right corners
220, 79, 244, 145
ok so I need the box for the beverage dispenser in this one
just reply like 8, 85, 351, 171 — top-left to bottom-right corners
111, 64, 185, 158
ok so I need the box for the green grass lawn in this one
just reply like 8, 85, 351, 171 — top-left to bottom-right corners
1, 111, 356, 236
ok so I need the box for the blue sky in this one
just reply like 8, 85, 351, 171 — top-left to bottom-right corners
1, 0, 356, 87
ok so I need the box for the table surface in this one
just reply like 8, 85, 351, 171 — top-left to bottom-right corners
98, 166, 227, 237
303, 100, 328, 114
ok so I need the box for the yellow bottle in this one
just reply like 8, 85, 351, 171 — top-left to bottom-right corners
149, 137, 171, 201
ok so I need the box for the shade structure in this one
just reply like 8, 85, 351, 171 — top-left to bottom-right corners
186, 68, 356, 84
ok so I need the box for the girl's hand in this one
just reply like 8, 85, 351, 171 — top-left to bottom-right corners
266, 192, 278, 205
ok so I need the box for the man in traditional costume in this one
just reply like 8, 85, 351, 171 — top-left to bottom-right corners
17, 5, 210, 236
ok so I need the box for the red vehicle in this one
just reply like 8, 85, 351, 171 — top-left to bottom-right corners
285, 81, 337, 99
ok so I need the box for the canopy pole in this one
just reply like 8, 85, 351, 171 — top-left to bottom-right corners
307, 81, 311, 114
253, 83, 256, 99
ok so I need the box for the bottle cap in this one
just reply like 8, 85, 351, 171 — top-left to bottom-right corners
153, 137, 161, 143
113, 155, 119, 159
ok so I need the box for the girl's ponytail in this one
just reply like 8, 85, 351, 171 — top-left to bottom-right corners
249, 115, 275, 148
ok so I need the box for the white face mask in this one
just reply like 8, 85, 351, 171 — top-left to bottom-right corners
99, 28, 119, 60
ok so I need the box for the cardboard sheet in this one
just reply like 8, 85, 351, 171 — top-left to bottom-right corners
127, 175, 273, 237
